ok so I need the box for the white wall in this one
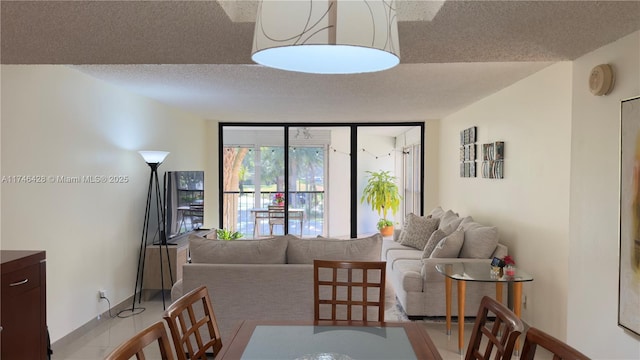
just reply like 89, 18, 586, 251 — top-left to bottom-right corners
424, 120, 440, 212
0, 65, 207, 342
439, 62, 573, 338
568, 32, 640, 358
328, 128, 351, 237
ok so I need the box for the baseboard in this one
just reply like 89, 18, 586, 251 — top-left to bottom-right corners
50, 295, 135, 353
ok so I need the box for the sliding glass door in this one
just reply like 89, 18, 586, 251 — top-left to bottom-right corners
222, 126, 284, 237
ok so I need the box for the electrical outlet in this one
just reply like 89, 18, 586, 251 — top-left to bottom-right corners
98, 290, 107, 299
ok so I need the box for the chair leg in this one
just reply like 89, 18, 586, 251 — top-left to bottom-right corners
254, 218, 258, 238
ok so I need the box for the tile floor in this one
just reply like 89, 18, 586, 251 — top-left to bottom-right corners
51, 290, 480, 360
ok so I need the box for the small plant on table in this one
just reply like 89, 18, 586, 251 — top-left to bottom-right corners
216, 228, 243, 241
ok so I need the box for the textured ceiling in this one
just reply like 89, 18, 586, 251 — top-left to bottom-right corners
2, 1, 640, 121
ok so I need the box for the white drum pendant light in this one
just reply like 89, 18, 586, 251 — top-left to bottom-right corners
252, 0, 400, 74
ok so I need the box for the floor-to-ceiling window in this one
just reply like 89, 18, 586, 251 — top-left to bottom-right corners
219, 123, 423, 238
288, 126, 329, 236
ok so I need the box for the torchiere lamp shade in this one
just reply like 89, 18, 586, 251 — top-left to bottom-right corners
252, 0, 400, 74
138, 151, 170, 165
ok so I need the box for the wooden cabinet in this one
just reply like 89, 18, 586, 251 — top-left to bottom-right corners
1, 250, 47, 360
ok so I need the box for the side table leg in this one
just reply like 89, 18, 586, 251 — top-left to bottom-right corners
458, 280, 466, 354
496, 282, 503, 304
513, 282, 523, 355
445, 277, 452, 335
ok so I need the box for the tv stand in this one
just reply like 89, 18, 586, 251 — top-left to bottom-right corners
192, 228, 217, 239
142, 229, 216, 298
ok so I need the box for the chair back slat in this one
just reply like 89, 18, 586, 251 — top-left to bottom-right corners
164, 285, 223, 360
465, 296, 524, 360
313, 259, 386, 322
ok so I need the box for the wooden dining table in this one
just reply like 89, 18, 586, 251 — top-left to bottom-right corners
217, 320, 442, 360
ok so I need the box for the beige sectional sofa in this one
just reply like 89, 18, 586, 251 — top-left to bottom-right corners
171, 233, 383, 340
383, 207, 508, 318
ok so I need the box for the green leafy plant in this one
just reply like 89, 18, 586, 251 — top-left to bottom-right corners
377, 219, 394, 230
216, 228, 243, 241
361, 170, 402, 230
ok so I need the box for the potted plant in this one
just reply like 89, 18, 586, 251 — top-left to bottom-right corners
274, 192, 285, 206
216, 228, 243, 241
361, 170, 402, 236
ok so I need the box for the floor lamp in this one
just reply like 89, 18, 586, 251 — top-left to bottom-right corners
122, 151, 173, 316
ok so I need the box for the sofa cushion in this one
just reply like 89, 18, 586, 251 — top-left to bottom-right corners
428, 206, 445, 219
430, 229, 464, 258
287, 233, 382, 264
438, 210, 464, 231
460, 216, 474, 226
396, 213, 411, 243
386, 248, 423, 271
381, 239, 414, 261
459, 221, 499, 259
399, 213, 439, 250
189, 235, 290, 264
421, 224, 455, 259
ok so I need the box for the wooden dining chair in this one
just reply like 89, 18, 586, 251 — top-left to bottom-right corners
520, 327, 590, 360
268, 205, 285, 235
313, 259, 386, 322
104, 321, 175, 360
163, 285, 222, 360
288, 209, 304, 237
465, 296, 525, 360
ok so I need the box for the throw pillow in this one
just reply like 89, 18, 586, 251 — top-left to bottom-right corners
395, 213, 413, 243
428, 206, 445, 219
189, 234, 291, 264
287, 233, 383, 264
460, 216, 474, 226
421, 222, 458, 258
430, 229, 465, 258
438, 210, 464, 231
399, 213, 440, 250
459, 222, 499, 259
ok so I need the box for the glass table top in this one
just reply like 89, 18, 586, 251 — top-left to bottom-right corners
435, 262, 534, 282
241, 325, 419, 360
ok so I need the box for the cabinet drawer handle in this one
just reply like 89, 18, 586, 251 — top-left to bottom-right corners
9, 279, 29, 287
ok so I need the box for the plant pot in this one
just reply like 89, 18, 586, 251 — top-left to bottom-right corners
379, 225, 394, 237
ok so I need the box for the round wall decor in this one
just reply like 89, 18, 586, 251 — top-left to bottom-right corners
589, 64, 614, 96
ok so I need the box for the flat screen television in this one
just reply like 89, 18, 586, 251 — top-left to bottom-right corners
164, 171, 204, 243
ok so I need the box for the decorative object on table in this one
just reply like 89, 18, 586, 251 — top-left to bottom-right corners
274, 192, 285, 206
490, 255, 515, 277
125, 150, 172, 315
618, 96, 640, 336
482, 141, 505, 179
215, 228, 243, 241
361, 170, 402, 237
490, 257, 504, 278
251, 0, 400, 74
459, 126, 477, 178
